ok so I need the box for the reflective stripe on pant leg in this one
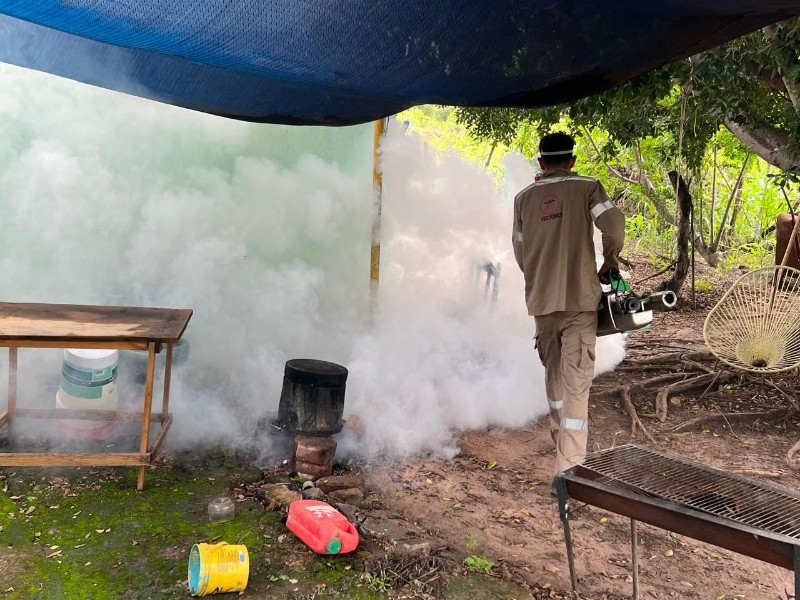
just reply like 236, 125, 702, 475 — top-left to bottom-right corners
554, 311, 597, 473
548, 399, 563, 445
561, 417, 586, 430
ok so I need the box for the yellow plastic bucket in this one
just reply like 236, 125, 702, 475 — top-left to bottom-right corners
187, 542, 249, 597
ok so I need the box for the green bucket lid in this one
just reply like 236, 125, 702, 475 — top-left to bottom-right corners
326, 538, 342, 554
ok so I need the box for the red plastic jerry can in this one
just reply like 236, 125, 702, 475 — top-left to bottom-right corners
286, 500, 359, 555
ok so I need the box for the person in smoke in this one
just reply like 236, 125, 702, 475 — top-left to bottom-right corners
512, 132, 624, 481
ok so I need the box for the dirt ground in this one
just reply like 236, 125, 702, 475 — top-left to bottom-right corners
3, 257, 800, 599
364, 260, 800, 599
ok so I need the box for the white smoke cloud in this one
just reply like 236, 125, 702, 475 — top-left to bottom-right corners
0, 63, 625, 459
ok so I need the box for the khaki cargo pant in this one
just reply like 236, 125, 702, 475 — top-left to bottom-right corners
534, 311, 597, 474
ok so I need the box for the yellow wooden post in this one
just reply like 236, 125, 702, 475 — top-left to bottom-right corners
370, 119, 386, 314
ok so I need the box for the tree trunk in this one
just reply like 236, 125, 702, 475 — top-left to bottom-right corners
725, 176, 745, 244
723, 118, 800, 173
660, 171, 692, 293
709, 146, 717, 243
694, 235, 721, 267
711, 154, 750, 252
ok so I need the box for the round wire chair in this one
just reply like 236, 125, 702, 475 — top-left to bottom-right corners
704, 266, 800, 373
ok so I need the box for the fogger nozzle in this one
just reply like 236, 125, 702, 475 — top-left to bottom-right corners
644, 290, 677, 311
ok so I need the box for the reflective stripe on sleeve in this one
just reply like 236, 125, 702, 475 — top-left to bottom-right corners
590, 200, 615, 221
548, 399, 563, 410
561, 417, 588, 430
512, 229, 523, 242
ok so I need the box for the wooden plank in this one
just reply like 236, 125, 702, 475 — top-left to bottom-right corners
2, 340, 152, 351
16, 408, 165, 422
0, 452, 150, 467
0, 302, 192, 344
138, 342, 157, 491
149, 414, 172, 459
0, 409, 7, 429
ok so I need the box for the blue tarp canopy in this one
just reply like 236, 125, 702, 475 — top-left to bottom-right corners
1, 1, 800, 125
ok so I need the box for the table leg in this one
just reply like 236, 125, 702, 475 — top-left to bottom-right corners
137, 342, 156, 491
162, 343, 173, 415
556, 475, 579, 594
7, 348, 17, 440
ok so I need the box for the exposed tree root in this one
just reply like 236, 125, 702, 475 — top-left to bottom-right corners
604, 345, 798, 459
655, 371, 737, 422
671, 407, 791, 433
618, 385, 657, 444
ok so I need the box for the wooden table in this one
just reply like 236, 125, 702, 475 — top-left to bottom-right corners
0, 302, 192, 490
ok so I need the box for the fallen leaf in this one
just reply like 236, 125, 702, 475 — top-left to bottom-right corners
599, 517, 608, 524
487, 461, 497, 470
710, 552, 720, 558
715, 596, 726, 600
84, 562, 92, 566
48, 505, 59, 509
681, 581, 694, 588
104, 528, 111, 533
49, 545, 60, 550
521, 509, 531, 517
24, 506, 36, 515
84, 533, 91, 539
95, 529, 105, 534
425, 478, 433, 484
74, 544, 85, 549
665, 549, 674, 557
288, 579, 298, 584
544, 564, 559, 573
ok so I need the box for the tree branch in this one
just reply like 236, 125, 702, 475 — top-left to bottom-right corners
723, 118, 800, 173
580, 126, 638, 184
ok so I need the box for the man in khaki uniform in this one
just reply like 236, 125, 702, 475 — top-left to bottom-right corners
512, 132, 624, 475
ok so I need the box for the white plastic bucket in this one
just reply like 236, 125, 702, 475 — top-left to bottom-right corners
56, 349, 119, 435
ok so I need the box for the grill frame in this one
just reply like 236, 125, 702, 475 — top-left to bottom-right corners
556, 444, 800, 597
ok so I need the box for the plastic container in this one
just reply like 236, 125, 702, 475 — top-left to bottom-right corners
776, 213, 800, 268
56, 348, 119, 437
207, 497, 235, 523
187, 542, 249, 597
286, 500, 359, 555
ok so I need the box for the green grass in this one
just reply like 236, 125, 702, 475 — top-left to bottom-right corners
0, 464, 384, 600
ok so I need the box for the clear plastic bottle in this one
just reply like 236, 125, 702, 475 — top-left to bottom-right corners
207, 497, 235, 523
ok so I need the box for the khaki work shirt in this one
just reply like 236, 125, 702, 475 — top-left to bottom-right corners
513, 168, 624, 316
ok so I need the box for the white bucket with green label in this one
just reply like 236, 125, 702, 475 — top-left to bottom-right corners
56, 349, 119, 433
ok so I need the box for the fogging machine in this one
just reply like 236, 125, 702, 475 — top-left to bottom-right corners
597, 269, 677, 336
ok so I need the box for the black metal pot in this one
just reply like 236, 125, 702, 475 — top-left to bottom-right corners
273, 359, 348, 435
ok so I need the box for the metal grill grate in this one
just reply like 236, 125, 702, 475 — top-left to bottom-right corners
578, 444, 800, 539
